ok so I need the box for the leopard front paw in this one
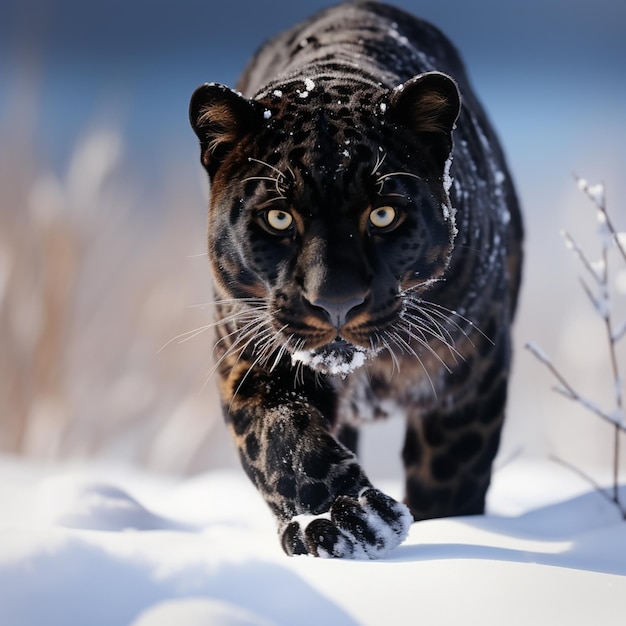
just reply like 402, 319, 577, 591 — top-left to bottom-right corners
280, 488, 412, 559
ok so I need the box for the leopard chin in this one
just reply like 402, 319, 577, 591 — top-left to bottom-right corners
290, 339, 380, 378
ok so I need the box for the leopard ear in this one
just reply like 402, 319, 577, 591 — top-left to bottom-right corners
189, 83, 262, 175
389, 71, 461, 166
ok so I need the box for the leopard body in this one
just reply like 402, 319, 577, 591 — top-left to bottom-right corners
190, 1, 523, 558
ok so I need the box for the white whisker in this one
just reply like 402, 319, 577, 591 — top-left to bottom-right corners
395, 318, 455, 372
375, 170, 422, 194
386, 329, 438, 397
269, 328, 293, 372
417, 299, 492, 347
378, 331, 401, 375
247, 157, 291, 197
206, 322, 272, 384
159, 301, 266, 353
248, 157, 288, 181
242, 175, 283, 185
401, 307, 462, 361
376, 171, 422, 184
158, 323, 215, 352
370, 149, 387, 177
229, 350, 269, 413
259, 195, 288, 206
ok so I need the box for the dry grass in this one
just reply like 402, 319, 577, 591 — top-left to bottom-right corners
0, 122, 233, 474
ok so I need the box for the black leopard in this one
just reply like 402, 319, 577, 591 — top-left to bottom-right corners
189, 1, 523, 558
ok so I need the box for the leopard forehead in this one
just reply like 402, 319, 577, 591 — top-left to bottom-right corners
258, 75, 384, 112
254, 77, 389, 159
233, 82, 423, 214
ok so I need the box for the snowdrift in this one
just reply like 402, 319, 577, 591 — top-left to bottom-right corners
1, 457, 625, 626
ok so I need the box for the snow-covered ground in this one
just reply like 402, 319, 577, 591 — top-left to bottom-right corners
1, 456, 624, 626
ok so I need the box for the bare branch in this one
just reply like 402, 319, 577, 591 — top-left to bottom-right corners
579, 277, 610, 320
533, 176, 626, 517
561, 230, 604, 285
574, 174, 626, 264
526, 342, 618, 421
549, 455, 626, 519
613, 321, 626, 344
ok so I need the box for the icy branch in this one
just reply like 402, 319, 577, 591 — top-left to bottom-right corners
613, 321, 626, 343
561, 230, 604, 284
532, 177, 625, 516
574, 174, 626, 264
549, 455, 626, 519
525, 341, 550, 365
579, 278, 610, 320
526, 343, 625, 431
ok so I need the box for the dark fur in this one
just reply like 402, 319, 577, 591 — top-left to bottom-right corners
190, 1, 523, 558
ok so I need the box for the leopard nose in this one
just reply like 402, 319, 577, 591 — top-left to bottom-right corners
310, 295, 366, 329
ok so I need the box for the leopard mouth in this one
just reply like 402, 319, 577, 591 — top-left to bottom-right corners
290, 338, 379, 377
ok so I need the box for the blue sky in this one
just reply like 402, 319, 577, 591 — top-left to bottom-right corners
2, 0, 624, 175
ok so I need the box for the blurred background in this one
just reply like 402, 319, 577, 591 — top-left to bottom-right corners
1, 0, 625, 480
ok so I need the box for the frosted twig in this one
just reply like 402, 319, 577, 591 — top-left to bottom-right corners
549, 455, 626, 519
525, 343, 624, 430
529, 177, 625, 516
579, 278, 610, 321
561, 230, 604, 284
574, 178, 625, 494
575, 174, 626, 263
613, 321, 626, 344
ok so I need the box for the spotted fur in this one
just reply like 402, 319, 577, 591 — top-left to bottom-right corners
190, 1, 523, 558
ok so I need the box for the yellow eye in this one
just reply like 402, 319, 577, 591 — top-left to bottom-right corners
266, 209, 293, 232
369, 206, 397, 229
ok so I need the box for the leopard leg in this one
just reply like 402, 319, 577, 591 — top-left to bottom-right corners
336, 423, 359, 455
222, 360, 412, 559
402, 340, 510, 520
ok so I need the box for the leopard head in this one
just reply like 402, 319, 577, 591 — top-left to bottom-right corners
190, 72, 460, 376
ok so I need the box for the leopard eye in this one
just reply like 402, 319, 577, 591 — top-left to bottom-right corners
369, 206, 397, 230
266, 209, 293, 232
